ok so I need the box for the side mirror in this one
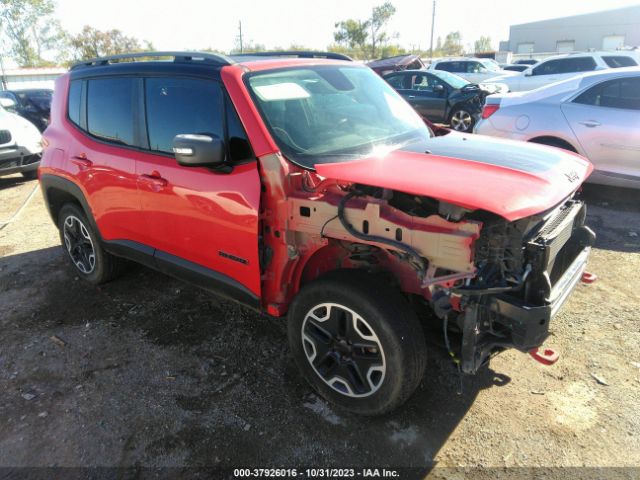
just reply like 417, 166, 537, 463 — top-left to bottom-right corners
433, 84, 445, 94
524, 70, 532, 77
173, 134, 225, 167
0, 98, 16, 109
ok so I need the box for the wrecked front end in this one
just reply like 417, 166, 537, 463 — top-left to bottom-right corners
258, 151, 594, 376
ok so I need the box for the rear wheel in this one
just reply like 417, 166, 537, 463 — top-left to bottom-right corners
288, 270, 427, 415
57, 203, 125, 284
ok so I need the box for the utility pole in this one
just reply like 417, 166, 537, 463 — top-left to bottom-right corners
238, 21, 243, 53
429, 0, 436, 60
0, 55, 7, 91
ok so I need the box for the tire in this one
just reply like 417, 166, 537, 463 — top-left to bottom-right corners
21, 170, 38, 180
57, 203, 125, 285
288, 270, 427, 415
448, 107, 475, 133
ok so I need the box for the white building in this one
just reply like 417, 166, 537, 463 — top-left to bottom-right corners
0, 67, 67, 91
499, 5, 640, 57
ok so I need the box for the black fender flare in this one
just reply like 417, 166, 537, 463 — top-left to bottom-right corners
39, 174, 103, 240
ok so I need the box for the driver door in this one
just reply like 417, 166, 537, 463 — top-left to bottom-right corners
135, 76, 262, 299
399, 72, 448, 122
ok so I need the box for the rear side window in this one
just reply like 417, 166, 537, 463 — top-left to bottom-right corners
602, 56, 637, 68
533, 57, 597, 76
87, 78, 136, 146
573, 77, 640, 110
436, 62, 463, 73
67, 80, 82, 126
144, 78, 223, 154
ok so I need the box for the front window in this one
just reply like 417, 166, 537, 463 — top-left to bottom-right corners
247, 65, 431, 168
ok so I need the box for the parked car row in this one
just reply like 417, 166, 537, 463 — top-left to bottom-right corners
371, 51, 640, 187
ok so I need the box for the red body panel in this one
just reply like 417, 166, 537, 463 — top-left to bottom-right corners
41, 59, 593, 315
315, 146, 593, 221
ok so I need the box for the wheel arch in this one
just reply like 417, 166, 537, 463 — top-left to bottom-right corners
40, 174, 102, 240
528, 135, 578, 153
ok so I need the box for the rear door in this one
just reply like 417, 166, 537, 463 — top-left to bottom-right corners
135, 76, 262, 298
562, 76, 640, 182
67, 77, 147, 244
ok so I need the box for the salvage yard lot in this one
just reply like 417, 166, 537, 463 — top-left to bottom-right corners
0, 173, 639, 472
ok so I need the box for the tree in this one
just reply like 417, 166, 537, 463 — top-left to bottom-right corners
0, 0, 63, 67
442, 31, 463, 56
473, 36, 493, 53
369, 2, 396, 58
66, 26, 154, 61
333, 19, 368, 53
332, 2, 397, 59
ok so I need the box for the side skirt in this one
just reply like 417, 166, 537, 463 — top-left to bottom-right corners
103, 240, 261, 311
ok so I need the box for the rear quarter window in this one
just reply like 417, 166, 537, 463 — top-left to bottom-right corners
87, 78, 136, 146
67, 81, 82, 126
602, 56, 638, 68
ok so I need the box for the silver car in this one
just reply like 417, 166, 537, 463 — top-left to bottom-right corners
475, 67, 640, 188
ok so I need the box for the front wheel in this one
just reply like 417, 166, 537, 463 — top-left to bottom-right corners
288, 270, 427, 415
449, 108, 476, 132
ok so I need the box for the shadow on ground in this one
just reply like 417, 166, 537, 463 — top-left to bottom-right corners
0, 246, 510, 471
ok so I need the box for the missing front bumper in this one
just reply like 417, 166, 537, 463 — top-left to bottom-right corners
460, 244, 592, 374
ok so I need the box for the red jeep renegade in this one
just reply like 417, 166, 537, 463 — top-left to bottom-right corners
39, 51, 595, 415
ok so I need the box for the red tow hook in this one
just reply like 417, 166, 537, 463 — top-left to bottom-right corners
529, 347, 559, 366
581, 272, 597, 284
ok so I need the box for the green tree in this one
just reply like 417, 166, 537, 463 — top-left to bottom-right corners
66, 26, 154, 61
442, 31, 463, 56
332, 2, 397, 59
369, 2, 396, 58
0, 0, 63, 66
473, 36, 493, 53
333, 19, 368, 53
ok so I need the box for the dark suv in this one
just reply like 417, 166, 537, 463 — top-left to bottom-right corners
40, 52, 595, 415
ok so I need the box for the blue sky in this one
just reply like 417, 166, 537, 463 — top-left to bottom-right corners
53, 0, 640, 53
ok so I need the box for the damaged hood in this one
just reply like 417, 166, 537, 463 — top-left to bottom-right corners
314, 134, 593, 221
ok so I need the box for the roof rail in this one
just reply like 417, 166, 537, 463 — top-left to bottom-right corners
70, 51, 235, 70
231, 51, 353, 61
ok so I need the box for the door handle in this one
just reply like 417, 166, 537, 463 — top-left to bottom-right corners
408, 95, 416, 99
71, 155, 92, 169
138, 173, 168, 190
579, 120, 601, 128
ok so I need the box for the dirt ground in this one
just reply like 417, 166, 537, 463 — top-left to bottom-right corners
0, 173, 639, 477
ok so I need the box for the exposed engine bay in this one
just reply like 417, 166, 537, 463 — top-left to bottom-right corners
259, 154, 595, 376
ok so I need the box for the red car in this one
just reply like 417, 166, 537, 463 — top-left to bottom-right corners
39, 51, 595, 415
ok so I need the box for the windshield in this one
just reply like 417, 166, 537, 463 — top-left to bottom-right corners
480, 60, 502, 72
432, 70, 470, 89
247, 65, 432, 168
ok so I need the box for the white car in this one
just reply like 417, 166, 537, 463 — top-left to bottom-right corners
0, 98, 42, 179
485, 51, 639, 92
475, 67, 640, 189
428, 57, 519, 87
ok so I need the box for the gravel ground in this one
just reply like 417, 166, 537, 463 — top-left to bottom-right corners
0, 173, 639, 477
